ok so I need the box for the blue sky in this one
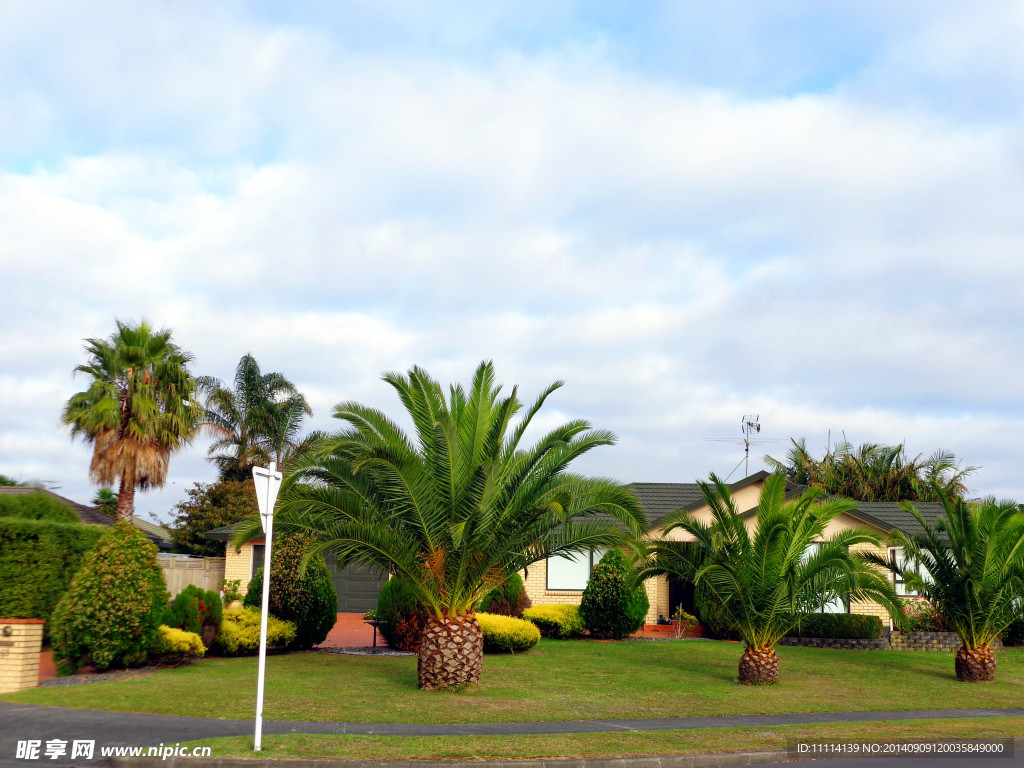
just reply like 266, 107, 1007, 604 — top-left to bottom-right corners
2, 2, 1023, 521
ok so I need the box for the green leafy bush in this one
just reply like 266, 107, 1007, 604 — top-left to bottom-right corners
168, 480, 258, 557
244, 534, 337, 649
579, 549, 649, 639
150, 625, 205, 664
478, 573, 532, 617
0, 518, 106, 622
695, 588, 741, 641
522, 605, 586, 638
214, 607, 296, 656
0, 492, 78, 522
49, 521, 168, 672
376, 576, 427, 652
785, 613, 884, 640
477, 612, 541, 653
164, 585, 223, 648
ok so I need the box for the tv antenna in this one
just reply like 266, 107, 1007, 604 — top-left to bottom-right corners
702, 414, 784, 481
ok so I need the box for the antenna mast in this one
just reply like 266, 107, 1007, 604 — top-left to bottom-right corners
741, 414, 761, 477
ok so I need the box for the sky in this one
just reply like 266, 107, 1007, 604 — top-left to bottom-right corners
2, 1, 1024, 523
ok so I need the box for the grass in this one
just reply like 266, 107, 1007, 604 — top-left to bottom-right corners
189, 719, 1024, 762
5, 640, 1024, 725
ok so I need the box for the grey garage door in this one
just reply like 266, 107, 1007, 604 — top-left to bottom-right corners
325, 553, 389, 613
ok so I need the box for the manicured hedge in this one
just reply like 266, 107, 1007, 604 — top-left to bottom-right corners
0, 492, 79, 522
579, 549, 649, 639
0, 518, 107, 621
786, 613, 883, 640
150, 626, 206, 664
477, 612, 540, 653
522, 604, 585, 638
214, 607, 297, 656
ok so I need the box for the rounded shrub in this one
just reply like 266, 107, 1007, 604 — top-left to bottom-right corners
214, 607, 297, 656
244, 534, 337, 649
579, 549, 649, 639
478, 573, 532, 617
50, 521, 168, 672
477, 612, 541, 653
165, 585, 223, 649
150, 625, 206, 665
522, 604, 585, 638
376, 576, 427, 652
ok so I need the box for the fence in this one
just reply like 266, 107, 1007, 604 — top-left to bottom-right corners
157, 555, 226, 597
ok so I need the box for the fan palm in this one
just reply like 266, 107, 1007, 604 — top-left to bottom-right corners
202, 354, 312, 480
871, 489, 1024, 682
639, 473, 903, 685
62, 320, 202, 520
235, 361, 647, 689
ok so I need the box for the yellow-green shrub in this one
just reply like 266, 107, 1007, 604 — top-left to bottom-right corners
522, 604, 585, 638
215, 607, 296, 656
150, 625, 205, 663
477, 612, 540, 653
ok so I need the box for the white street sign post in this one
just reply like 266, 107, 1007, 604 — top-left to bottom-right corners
251, 461, 282, 752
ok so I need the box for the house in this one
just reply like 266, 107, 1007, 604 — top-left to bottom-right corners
521, 471, 943, 625
204, 523, 388, 613
0, 486, 174, 550
210, 471, 937, 621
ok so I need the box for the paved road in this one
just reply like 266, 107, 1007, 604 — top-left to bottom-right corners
1, 702, 1022, 767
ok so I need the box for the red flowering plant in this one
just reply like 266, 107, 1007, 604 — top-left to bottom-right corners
901, 596, 949, 632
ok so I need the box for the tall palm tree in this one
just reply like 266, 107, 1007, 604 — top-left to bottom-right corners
765, 438, 976, 502
871, 490, 1024, 682
62, 320, 202, 520
640, 473, 903, 685
202, 354, 312, 480
236, 361, 647, 690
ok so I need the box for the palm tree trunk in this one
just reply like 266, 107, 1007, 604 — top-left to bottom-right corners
955, 644, 997, 682
115, 465, 136, 521
738, 644, 780, 685
417, 613, 483, 690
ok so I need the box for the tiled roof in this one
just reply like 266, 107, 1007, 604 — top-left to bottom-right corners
628, 483, 704, 528
841, 501, 947, 536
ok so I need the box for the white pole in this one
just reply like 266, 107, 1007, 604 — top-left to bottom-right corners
251, 461, 281, 753
253, 509, 273, 751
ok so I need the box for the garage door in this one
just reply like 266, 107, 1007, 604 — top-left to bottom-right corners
325, 553, 389, 613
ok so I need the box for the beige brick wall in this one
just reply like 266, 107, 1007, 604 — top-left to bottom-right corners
850, 541, 895, 624
224, 541, 260, 594
0, 620, 44, 694
521, 558, 664, 624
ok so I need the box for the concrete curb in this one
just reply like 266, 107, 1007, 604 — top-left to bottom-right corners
109, 738, 1024, 768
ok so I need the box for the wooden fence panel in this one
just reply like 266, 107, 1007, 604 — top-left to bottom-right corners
158, 556, 226, 597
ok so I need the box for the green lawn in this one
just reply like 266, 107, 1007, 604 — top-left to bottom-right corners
5, 640, 1024, 725
188, 719, 1024, 762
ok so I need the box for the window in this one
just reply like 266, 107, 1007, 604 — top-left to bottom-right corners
251, 544, 265, 578
889, 547, 931, 596
546, 548, 606, 590
803, 542, 849, 614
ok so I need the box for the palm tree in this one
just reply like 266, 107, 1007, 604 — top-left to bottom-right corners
871, 490, 1024, 682
640, 473, 903, 685
235, 361, 647, 690
765, 438, 976, 502
62, 320, 202, 520
202, 354, 312, 480
91, 488, 119, 517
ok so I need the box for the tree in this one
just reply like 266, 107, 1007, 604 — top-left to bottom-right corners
62, 320, 203, 520
873, 490, 1024, 682
202, 354, 313, 480
639, 473, 902, 685
168, 480, 258, 557
765, 438, 976, 502
92, 488, 118, 517
236, 361, 647, 690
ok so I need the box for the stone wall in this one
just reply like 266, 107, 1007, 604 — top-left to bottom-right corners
779, 631, 1005, 652
890, 631, 1004, 653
